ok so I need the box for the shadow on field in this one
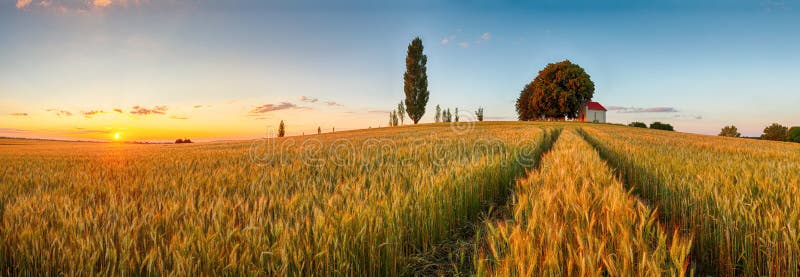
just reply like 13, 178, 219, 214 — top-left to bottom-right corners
403, 128, 562, 276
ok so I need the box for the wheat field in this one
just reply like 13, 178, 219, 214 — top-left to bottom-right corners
1, 122, 798, 275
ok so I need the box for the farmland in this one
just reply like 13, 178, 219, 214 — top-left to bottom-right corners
1, 122, 799, 275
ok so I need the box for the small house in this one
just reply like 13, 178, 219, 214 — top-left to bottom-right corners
581, 101, 607, 123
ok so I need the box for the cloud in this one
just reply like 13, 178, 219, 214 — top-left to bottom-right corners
763, 0, 789, 12
458, 42, 470, 48
170, 115, 189, 120
46, 109, 73, 117
440, 35, 456, 45
0, 128, 32, 135
93, 0, 111, 7
113, 108, 123, 113
299, 96, 318, 103
15, 0, 142, 13
82, 110, 105, 118
9, 113, 29, 117
367, 109, 392, 114
130, 105, 168, 115
249, 102, 298, 114
607, 106, 678, 113
481, 32, 491, 41
325, 101, 343, 107
16, 0, 32, 8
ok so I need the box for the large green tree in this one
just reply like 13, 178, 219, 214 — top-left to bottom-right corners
403, 37, 429, 124
516, 60, 595, 120
761, 123, 788, 141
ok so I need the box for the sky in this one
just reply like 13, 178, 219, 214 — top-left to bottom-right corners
1, 0, 798, 141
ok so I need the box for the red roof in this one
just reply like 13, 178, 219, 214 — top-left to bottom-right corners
586, 101, 607, 111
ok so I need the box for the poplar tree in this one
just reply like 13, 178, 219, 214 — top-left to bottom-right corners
403, 37, 429, 124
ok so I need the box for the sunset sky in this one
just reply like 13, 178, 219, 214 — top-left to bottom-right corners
1, 0, 798, 141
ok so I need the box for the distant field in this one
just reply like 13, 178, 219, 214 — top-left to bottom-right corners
1, 122, 798, 275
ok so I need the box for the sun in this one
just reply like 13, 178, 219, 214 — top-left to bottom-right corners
113, 132, 121, 141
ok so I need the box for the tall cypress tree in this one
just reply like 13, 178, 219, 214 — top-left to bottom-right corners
278, 120, 285, 137
403, 37, 429, 124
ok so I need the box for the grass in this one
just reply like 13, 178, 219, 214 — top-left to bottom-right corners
475, 128, 692, 276
581, 124, 800, 276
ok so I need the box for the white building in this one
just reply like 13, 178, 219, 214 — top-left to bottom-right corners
581, 101, 607, 123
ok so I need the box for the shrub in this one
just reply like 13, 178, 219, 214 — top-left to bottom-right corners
628, 122, 647, 128
786, 127, 800, 143
649, 122, 674, 131
719, 125, 741, 137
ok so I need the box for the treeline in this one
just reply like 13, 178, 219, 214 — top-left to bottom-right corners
718, 123, 800, 142
627, 121, 800, 143
627, 121, 674, 131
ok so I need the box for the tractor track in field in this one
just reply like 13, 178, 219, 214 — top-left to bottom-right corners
577, 128, 710, 276
403, 128, 562, 276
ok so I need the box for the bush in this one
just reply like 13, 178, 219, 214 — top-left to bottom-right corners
175, 138, 192, 144
649, 122, 674, 131
719, 125, 741, 137
786, 127, 800, 143
628, 122, 647, 128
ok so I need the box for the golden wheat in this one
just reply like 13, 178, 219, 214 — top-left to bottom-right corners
582, 125, 800, 275
476, 128, 692, 276
0, 122, 554, 275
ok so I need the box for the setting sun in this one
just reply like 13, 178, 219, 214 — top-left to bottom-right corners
113, 132, 121, 141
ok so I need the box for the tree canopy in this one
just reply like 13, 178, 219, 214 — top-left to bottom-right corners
761, 123, 788, 141
516, 60, 595, 120
403, 37, 429, 124
628, 122, 647, 128
787, 127, 800, 143
649, 122, 674, 131
719, 125, 741, 137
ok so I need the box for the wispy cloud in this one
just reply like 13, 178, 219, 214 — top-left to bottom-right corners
763, 0, 789, 12
440, 35, 456, 45
325, 101, 343, 107
249, 102, 298, 114
130, 105, 168, 115
458, 42, 470, 48
9, 112, 29, 117
46, 109, 73, 117
299, 96, 318, 103
82, 110, 105, 118
16, 0, 32, 8
0, 128, 32, 134
607, 106, 678, 113
113, 108, 123, 113
481, 32, 491, 41
93, 0, 111, 7
170, 115, 189, 120
16, 0, 150, 13
193, 105, 210, 109
367, 109, 392, 114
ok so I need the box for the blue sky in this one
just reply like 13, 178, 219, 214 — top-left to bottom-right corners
1, 0, 798, 140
